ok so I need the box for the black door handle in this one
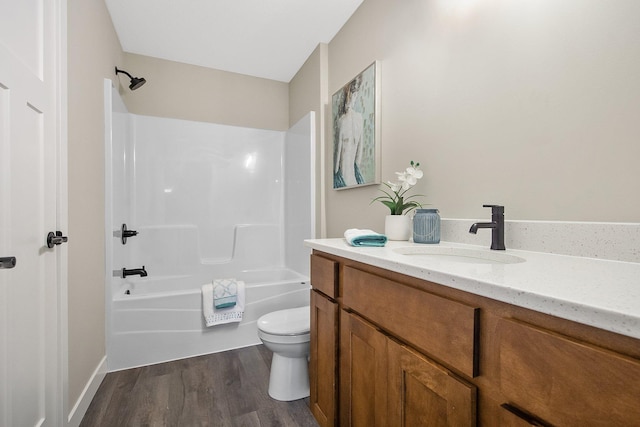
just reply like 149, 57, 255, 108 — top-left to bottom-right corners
0, 257, 16, 269
47, 231, 68, 248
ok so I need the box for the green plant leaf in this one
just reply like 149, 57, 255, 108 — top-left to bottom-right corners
380, 200, 396, 214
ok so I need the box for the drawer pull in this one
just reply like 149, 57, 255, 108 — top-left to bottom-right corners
501, 403, 554, 427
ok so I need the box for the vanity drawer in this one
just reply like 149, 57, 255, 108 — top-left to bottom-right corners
342, 266, 479, 378
310, 254, 339, 299
497, 318, 640, 426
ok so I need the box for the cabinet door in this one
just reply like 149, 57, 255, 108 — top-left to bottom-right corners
388, 339, 477, 427
342, 266, 479, 378
340, 311, 388, 427
310, 290, 339, 427
497, 318, 640, 426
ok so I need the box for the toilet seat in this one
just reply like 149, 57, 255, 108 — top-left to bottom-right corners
257, 306, 310, 336
257, 330, 310, 344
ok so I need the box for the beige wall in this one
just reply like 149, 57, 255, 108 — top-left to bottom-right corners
67, 0, 123, 412
121, 53, 289, 130
289, 44, 329, 237
318, 0, 640, 237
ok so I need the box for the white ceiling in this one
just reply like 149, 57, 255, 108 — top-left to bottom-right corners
105, 0, 363, 83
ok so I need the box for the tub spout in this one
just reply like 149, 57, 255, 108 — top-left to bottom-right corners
122, 266, 147, 278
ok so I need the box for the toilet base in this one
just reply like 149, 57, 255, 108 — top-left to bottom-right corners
267, 353, 310, 401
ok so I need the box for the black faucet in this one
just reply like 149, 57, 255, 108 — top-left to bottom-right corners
469, 205, 505, 250
122, 266, 147, 278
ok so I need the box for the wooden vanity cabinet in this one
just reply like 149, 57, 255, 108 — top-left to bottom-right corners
341, 265, 479, 379
311, 252, 478, 426
309, 255, 339, 427
495, 318, 640, 426
309, 250, 640, 426
339, 311, 388, 426
339, 269, 479, 427
386, 336, 476, 426
340, 311, 477, 427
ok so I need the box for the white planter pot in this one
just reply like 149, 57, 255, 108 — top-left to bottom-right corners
384, 215, 412, 241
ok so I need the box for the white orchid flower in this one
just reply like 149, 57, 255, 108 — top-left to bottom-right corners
397, 171, 416, 187
406, 166, 423, 179
388, 181, 401, 192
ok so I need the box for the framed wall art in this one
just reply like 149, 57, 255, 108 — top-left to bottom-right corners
332, 61, 380, 190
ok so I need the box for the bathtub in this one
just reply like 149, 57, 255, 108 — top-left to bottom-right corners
108, 268, 310, 371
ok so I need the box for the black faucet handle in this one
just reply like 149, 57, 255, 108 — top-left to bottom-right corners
483, 204, 504, 214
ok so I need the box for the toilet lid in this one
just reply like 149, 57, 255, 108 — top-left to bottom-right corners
258, 306, 310, 335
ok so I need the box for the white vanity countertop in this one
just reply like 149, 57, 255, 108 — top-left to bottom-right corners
304, 238, 640, 340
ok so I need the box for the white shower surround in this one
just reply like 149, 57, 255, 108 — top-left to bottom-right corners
104, 80, 314, 370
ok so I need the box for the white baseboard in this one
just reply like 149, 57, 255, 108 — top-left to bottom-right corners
67, 356, 107, 427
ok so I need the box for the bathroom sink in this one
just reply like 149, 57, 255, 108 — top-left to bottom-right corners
392, 246, 526, 265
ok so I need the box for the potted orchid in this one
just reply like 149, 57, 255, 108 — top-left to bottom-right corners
372, 161, 425, 240
373, 161, 425, 215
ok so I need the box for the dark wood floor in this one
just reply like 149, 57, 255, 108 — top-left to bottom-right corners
80, 344, 319, 427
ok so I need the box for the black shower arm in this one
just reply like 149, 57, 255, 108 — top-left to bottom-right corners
115, 67, 133, 79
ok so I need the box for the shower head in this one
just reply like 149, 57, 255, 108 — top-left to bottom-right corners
115, 67, 146, 90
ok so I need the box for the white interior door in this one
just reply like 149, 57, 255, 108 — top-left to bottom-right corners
0, 0, 65, 426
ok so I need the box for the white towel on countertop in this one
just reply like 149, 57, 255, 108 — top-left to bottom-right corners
344, 228, 387, 247
202, 279, 245, 326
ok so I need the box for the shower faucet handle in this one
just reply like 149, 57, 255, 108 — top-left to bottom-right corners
121, 223, 139, 245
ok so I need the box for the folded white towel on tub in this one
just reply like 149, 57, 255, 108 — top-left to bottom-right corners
202, 279, 245, 327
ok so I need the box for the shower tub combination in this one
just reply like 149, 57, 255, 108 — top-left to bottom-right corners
105, 81, 314, 370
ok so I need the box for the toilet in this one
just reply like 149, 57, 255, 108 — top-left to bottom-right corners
257, 305, 311, 401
